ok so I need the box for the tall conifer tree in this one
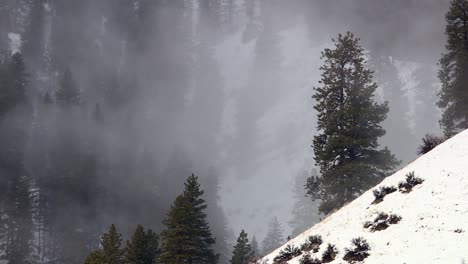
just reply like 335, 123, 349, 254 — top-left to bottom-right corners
125, 224, 159, 264
102, 224, 124, 264
438, 0, 468, 135
84, 224, 124, 264
230, 230, 253, 264
159, 174, 218, 264
307, 32, 399, 215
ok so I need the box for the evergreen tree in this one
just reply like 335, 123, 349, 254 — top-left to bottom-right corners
230, 230, 253, 264
101, 224, 124, 264
84, 251, 106, 264
307, 32, 399, 215
56, 68, 80, 106
124, 224, 159, 264
201, 168, 231, 264
159, 174, 218, 264
144, 229, 160, 264
261, 217, 284, 255
438, 0, 468, 135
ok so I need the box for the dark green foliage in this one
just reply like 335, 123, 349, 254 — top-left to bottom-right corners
398, 171, 424, 193
372, 186, 397, 204
125, 225, 160, 264
300, 254, 322, 264
84, 251, 106, 264
363, 212, 402, 232
417, 134, 445, 155
343, 237, 370, 263
262, 217, 284, 255
56, 68, 80, 106
230, 230, 254, 264
159, 174, 218, 264
321, 244, 338, 263
300, 235, 323, 253
307, 32, 399, 215
101, 224, 124, 264
438, 0, 468, 134
273, 245, 302, 264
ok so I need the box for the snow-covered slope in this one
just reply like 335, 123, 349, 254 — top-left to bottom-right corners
260, 129, 468, 264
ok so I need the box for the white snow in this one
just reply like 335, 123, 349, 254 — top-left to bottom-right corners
260, 129, 468, 264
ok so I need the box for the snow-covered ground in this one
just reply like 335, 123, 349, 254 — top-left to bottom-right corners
260, 129, 468, 263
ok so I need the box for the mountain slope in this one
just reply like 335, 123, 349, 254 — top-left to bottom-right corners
260, 129, 468, 264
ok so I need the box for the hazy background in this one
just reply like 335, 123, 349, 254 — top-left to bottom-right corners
0, 0, 449, 262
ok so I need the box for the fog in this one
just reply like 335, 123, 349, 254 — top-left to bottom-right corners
0, 0, 450, 262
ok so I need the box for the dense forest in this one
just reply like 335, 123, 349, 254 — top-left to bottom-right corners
0, 0, 461, 263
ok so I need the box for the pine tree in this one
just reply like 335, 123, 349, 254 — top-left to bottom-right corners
230, 230, 253, 264
261, 217, 284, 255
124, 225, 159, 264
201, 168, 231, 264
307, 32, 399, 215
438, 0, 468, 135
84, 251, 105, 264
159, 174, 218, 264
84, 224, 124, 264
56, 68, 80, 106
144, 229, 160, 264
101, 224, 124, 264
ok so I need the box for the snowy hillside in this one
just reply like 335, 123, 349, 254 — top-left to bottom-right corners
259, 129, 468, 264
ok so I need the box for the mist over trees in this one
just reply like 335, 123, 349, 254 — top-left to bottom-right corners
0, 0, 458, 263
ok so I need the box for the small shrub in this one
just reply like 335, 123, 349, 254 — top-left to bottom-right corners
388, 214, 402, 224
417, 134, 445, 155
273, 245, 302, 264
363, 212, 402, 232
343, 237, 370, 263
300, 235, 323, 253
398, 171, 424, 193
372, 185, 397, 204
300, 253, 322, 264
321, 243, 338, 263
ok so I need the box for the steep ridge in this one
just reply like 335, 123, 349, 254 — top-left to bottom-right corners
260, 129, 468, 264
